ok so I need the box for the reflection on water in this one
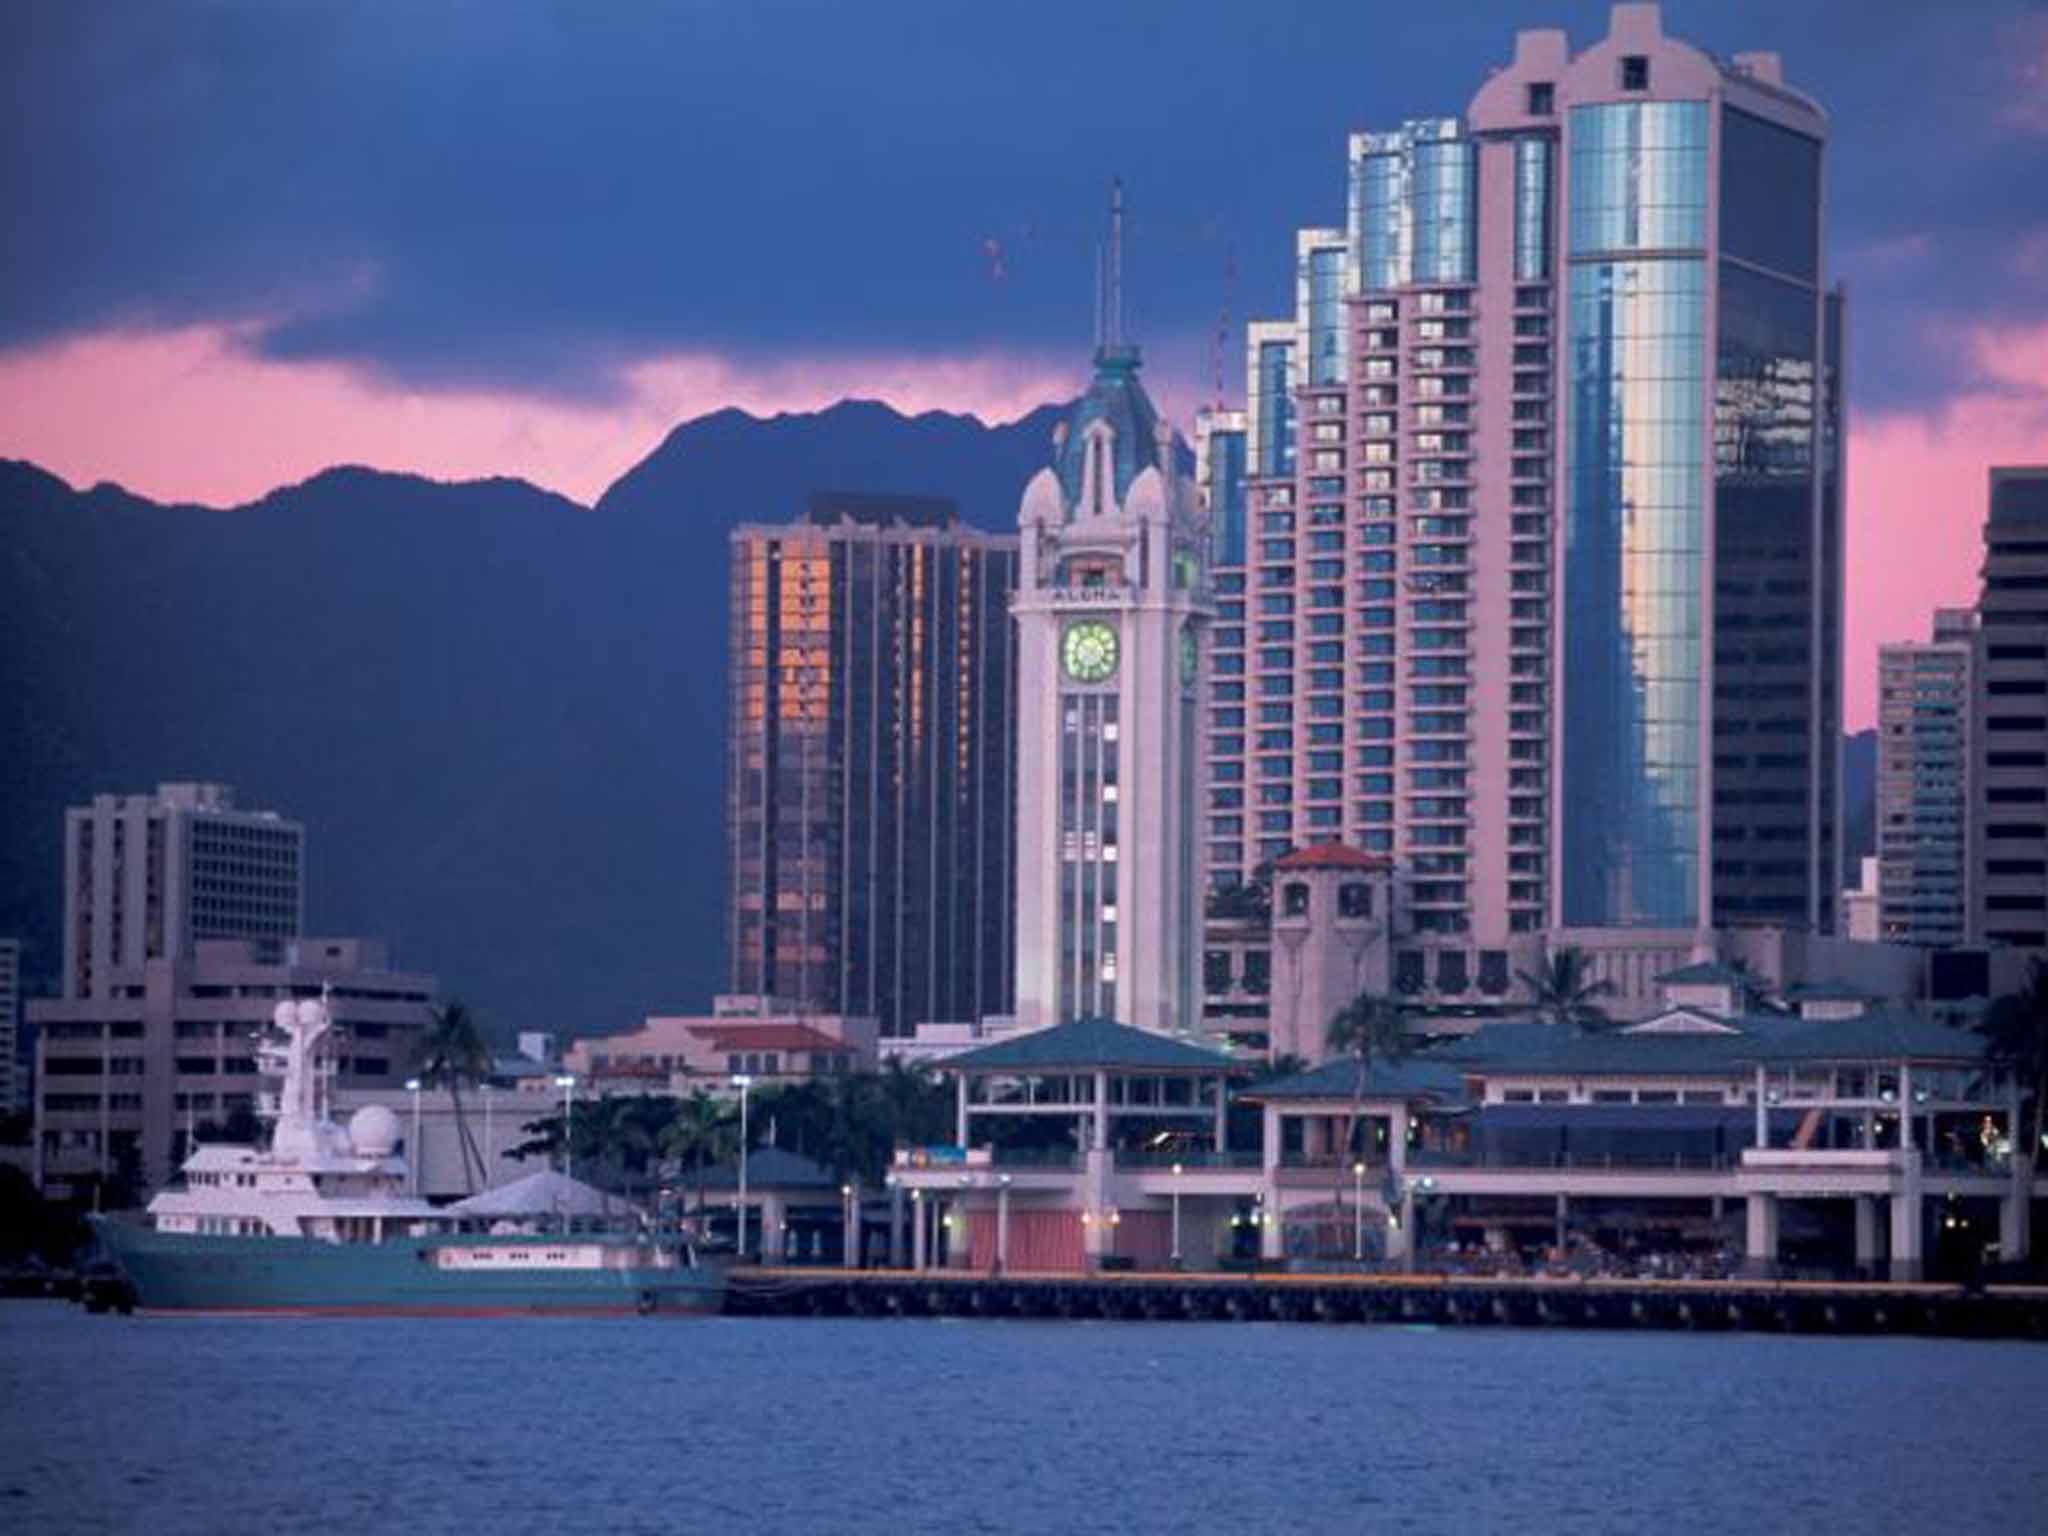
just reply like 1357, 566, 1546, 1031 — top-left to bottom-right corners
4, 1302, 2047, 1535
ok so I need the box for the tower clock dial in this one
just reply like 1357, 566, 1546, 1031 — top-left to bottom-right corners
1062, 620, 1119, 683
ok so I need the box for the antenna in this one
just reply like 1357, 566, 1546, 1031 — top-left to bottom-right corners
1213, 241, 1237, 409
1107, 177, 1125, 348
1093, 241, 1104, 351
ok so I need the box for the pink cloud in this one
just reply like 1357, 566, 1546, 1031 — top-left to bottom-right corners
1844, 321, 2048, 730
0, 324, 1075, 507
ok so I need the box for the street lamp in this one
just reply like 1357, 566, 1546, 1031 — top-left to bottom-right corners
1171, 1162, 1184, 1267
731, 1073, 753, 1261
480, 1082, 494, 1190
553, 1073, 576, 1184
404, 1078, 423, 1196
1353, 1161, 1367, 1263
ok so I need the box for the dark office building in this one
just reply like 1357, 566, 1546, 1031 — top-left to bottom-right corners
726, 493, 1019, 1035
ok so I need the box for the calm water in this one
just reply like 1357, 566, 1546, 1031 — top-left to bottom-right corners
4, 1301, 2047, 1534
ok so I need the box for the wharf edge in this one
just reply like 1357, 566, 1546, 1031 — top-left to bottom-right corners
724, 1267, 2048, 1340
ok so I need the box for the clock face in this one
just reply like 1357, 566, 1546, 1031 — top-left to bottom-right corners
1062, 620, 1119, 683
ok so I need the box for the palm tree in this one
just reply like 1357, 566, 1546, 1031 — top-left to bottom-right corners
414, 1000, 493, 1192
1982, 957, 2048, 1259
1515, 947, 1617, 1034
1325, 992, 1407, 1258
657, 1090, 737, 1222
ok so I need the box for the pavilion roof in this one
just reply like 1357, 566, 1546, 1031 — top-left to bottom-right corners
694, 1146, 842, 1191
941, 1017, 1240, 1075
1240, 1058, 1469, 1105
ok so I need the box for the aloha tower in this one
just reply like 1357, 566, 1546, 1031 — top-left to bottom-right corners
1011, 184, 1213, 1036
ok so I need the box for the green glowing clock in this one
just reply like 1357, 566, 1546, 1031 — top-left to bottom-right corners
1062, 620, 1119, 683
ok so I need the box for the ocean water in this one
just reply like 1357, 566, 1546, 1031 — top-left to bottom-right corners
4, 1301, 2047, 1535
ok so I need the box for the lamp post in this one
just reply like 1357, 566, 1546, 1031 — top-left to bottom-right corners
1171, 1162, 1184, 1267
1353, 1160, 1367, 1263
731, 1073, 753, 1261
841, 1182, 856, 1269
404, 1078, 422, 1196
554, 1073, 576, 1183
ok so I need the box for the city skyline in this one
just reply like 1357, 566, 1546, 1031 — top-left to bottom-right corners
3, 2, 2046, 732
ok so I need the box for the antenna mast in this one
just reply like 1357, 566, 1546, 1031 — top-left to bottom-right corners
1107, 178, 1125, 348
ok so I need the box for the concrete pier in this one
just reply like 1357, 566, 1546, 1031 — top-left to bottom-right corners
724, 1267, 2048, 1340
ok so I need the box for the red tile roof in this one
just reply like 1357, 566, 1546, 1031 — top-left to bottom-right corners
686, 1023, 852, 1053
1273, 842, 1391, 872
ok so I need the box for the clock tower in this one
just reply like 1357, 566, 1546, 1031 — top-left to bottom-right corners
1012, 184, 1213, 1036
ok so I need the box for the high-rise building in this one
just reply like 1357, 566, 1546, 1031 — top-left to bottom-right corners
726, 493, 1019, 1037
1202, 3, 1842, 1002
1012, 190, 1213, 1035
63, 782, 304, 1001
0, 937, 19, 1117
1877, 609, 1975, 946
1972, 467, 2048, 952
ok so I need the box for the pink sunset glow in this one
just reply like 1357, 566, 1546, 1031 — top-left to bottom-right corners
0, 324, 1076, 509
4, 317, 2043, 732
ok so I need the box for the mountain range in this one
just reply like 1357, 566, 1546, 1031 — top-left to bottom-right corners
0, 400, 1063, 1040
1, 400, 1883, 1042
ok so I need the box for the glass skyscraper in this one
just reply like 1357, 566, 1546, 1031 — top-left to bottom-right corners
726, 494, 1018, 1036
1203, 4, 1843, 997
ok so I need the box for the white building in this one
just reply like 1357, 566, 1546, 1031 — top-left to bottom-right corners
63, 782, 304, 1001
1011, 185, 1212, 1037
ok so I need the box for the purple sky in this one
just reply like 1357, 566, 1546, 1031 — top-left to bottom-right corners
3, 0, 2045, 728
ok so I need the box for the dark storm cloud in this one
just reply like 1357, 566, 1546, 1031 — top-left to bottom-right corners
3, 0, 2042, 410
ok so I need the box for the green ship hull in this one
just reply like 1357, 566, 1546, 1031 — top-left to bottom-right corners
92, 1218, 728, 1316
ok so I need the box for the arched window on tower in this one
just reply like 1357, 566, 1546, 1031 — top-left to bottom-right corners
1281, 882, 1310, 918
1338, 882, 1372, 919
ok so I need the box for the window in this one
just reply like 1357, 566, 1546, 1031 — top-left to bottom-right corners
1282, 883, 1310, 917
1620, 54, 1649, 90
1527, 81, 1554, 116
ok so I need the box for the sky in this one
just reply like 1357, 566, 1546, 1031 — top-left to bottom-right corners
3, 0, 2045, 729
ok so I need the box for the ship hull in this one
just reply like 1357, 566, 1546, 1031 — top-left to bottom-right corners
91, 1219, 728, 1316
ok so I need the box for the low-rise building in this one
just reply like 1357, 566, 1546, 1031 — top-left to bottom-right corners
0, 937, 20, 1117
888, 985, 2041, 1281
562, 998, 878, 1098
30, 936, 433, 1193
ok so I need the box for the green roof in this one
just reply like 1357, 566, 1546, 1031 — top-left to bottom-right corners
1242, 1058, 1469, 1105
695, 1147, 840, 1191
1436, 1011, 1990, 1077
943, 1017, 1239, 1074
1759, 1011, 1991, 1066
1656, 961, 1750, 986
1782, 979, 1874, 1003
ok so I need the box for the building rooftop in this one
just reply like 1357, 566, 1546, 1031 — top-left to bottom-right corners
1242, 1058, 1468, 1104
695, 1146, 842, 1192
943, 1017, 1238, 1075
1655, 961, 1751, 987
1272, 843, 1392, 872
804, 490, 958, 529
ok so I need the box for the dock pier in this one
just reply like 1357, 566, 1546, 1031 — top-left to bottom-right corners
726, 1268, 2048, 1340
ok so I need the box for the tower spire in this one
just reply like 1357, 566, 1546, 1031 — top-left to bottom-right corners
1107, 177, 1124, 349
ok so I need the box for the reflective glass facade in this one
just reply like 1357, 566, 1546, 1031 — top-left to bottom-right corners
1201, 422, 1247, 566
1307, 246, 1347, 385
1568, 102, 1707, 256
1562, 256, 1707, 927
1412, 138, 1477, 283
1514, 137, 1553, 281
1720, 108, 1820, 281
1352, 150, 1405, 292
1253, 340, 1296, 476
728, 507, 1018, 1034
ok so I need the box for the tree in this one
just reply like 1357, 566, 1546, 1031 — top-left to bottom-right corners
1515, 947, 1617, 1034
414, 1000, 494, 1192
657, 1090, 737, 1219
1982, 957, 2048, 1259
1325, 992, 1408, 1257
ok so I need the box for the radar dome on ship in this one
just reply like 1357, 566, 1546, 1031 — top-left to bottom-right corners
348, 1104, 402, 1157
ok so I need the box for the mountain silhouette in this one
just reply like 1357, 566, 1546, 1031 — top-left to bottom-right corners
0, 398, 1065, 1040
